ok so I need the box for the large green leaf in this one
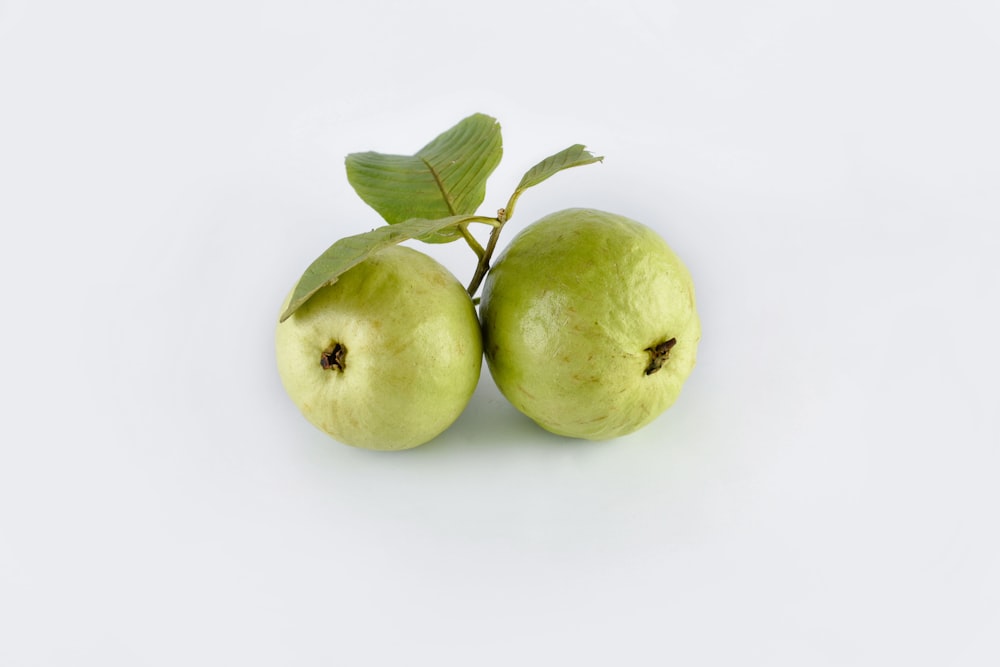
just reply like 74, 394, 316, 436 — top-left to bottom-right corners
345, 113, 503, 242
279, 214, 483, 322
504, 144, 603, 220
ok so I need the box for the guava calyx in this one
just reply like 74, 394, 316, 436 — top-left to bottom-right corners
320, 342, 347, 372
644, 337, 677, 376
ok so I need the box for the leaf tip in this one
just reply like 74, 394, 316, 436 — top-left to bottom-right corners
578, 144, 604, 163
278, 277, 336, 323
278, 299, 298, 323
278, 291, 308, 323
468, 111, 500, 125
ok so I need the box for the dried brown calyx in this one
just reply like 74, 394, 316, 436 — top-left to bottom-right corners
320, 342, 347, 372
644, 338, 677, 376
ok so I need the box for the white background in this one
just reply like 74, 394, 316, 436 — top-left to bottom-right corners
2, 1, 998, 665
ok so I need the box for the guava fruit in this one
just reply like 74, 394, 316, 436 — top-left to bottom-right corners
479, 208, 700, 440
275, 245, 482, 450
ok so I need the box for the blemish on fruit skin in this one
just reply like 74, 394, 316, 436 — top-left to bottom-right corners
517, 384, 537, 400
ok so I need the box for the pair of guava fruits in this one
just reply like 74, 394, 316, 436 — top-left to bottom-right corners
275, 208, 701, 450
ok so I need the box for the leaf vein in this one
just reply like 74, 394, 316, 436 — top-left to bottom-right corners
420, 156, 457, 215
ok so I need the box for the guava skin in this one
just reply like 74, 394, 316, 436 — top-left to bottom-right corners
479, 208, 700, 440
275, 245, 482, 450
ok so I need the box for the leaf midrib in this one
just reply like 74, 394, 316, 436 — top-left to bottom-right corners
420, 157, 457, 215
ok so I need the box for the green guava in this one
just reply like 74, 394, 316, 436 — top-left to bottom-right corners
479, 208, 700, 440
275, 245, 482, 450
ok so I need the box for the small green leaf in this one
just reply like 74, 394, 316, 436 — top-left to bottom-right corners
505, 145, 603, 220
345, 113, 503, 242
279, 215, 483, 322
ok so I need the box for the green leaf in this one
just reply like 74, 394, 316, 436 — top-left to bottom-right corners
345, 113, 503, 242
279, 214, 484, 322
504, 144, 603, 220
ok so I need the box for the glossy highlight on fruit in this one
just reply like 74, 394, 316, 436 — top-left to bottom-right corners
479, 208, 700, 440
275, 246, 482, 450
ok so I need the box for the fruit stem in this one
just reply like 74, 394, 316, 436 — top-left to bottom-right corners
465, 209, 507, 297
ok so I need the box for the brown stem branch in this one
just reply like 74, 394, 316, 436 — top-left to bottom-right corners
466, 217, 505, 298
